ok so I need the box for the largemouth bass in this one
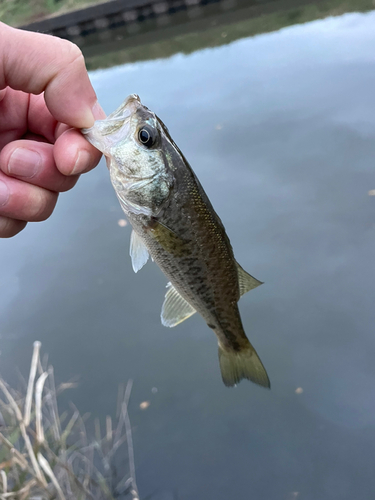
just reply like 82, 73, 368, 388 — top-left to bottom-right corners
82, 95, 270, 388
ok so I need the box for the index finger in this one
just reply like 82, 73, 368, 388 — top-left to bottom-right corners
0, 22, 97, 129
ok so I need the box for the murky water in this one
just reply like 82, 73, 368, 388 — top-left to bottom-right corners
2, 9, 375, 500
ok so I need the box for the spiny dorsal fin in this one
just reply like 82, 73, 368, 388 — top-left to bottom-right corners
161, 283, 196, 327
130, 230, 149, 273
218, 342, 270, 388
236, 262, 263, 296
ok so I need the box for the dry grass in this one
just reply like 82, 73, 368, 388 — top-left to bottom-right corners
0, 341, 139, 500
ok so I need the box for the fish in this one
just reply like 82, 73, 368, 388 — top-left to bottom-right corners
82, 95, 270, 388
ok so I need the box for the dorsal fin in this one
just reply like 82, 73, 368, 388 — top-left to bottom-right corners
236, 262, 263, 296
161, 283, 196, 327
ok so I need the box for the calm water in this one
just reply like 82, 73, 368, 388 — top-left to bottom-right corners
2, 10, 375, 500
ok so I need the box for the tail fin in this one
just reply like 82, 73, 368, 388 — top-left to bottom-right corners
218, 342, 270, 388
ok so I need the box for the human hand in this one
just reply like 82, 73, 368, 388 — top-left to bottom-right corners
0, 22, 105, 237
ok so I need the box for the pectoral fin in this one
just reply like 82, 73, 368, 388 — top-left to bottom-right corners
161, 283, 196, 327
149, 220, 188, 257
130, 230, 149, 273
236, 262, 263, 296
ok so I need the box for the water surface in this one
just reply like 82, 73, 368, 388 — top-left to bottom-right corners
2, 10, 375, 500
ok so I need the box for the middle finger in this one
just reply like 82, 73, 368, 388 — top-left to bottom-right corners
0, 140, 79, 192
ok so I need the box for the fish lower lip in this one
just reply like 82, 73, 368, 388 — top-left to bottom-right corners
81, 126, 94, 135
82, 95, 141, 137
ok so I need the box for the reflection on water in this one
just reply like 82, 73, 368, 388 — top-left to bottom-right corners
79, 0, 375, 69
2, 7, 375, 500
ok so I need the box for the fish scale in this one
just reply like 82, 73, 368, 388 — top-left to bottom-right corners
82, 94, 270, 388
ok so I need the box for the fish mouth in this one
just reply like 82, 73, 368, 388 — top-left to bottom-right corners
81, 94, 141, 154
100, 94, 141, 131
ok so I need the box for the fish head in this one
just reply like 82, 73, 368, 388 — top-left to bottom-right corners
82, 94, 147, 163
82, 95, 173, 216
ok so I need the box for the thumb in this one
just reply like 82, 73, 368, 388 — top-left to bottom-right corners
0, 22, 97, 129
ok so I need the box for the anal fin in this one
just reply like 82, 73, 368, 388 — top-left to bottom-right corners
161, 283, 196, 327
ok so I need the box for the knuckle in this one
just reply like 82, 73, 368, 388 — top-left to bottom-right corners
64, 40, 84, 66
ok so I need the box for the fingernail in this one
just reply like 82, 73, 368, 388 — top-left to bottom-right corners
92, 101, 106, 119
8, 148, 41, 178
73, 150, 92, 175
80, 102, 105, 130
80, 103, 96, 129
0, 180, 10, 206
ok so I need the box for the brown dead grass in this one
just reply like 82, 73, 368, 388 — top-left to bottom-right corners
0, 341, 139, 500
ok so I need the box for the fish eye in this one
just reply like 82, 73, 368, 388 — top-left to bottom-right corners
138, 125, 156, 148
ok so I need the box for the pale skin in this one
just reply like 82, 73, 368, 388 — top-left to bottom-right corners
0, 22, 106, 237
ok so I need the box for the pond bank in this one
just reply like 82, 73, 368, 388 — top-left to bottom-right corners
17, 0, 375, 43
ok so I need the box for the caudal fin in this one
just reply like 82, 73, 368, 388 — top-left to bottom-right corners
218, 342, 270, 388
